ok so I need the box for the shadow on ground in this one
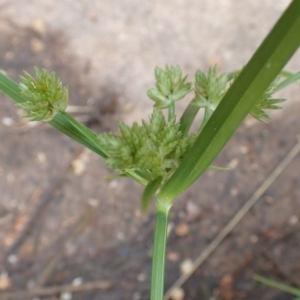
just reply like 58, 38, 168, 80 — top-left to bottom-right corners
0, 18, 300, 300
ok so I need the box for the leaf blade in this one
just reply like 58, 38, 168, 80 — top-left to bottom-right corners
159, 0, 300, 203
254, 275, 300, 297
141, 177, 163, 213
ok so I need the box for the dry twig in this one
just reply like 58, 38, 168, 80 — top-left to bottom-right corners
1, 280, 112, 299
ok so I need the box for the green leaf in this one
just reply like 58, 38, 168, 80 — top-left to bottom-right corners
151, 200, 170, 300
0, 72, 107, 158
254, 275, 300, 297
208, 165, 229, 171
141, 177, 163, 213
51, 111, 109, 158
0, 72, 24, 103
179, 98, 200, 136
179, 66, 230, 137
0, 73, 150, 186
275, 70, 300, 92
158, 0, 300, 203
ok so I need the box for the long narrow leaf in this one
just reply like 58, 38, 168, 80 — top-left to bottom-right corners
179, 99, 200, 136
159, 0, 300, 203
275, 70, 300, 92
0, 73, 108, 158
49, 111, 108, 158
0, 72, 24, 103
254, 275, 300, 297
141, 177, 163, 213
0, 73, 151, 185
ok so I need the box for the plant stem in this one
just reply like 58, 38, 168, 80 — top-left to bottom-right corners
198, 107, 211, 132
168, 102, 175, 121
254, 275, 300, 297
151, 200, 171, 300
159, 0, 300, 201
179, 98, 200, 137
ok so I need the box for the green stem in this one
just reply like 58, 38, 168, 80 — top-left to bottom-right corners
198, 106, 211, 132
179, 98, 200, 137
0, 73, 151, 186
275, 70, 300, 92
151, 200, 171, 300
168, 102, 175, 121
254, 275, 300, 297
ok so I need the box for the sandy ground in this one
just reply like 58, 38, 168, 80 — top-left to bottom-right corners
0, 1, 300, 300
1, 1, 299, 117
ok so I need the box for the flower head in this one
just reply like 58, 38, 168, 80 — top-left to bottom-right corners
98, 109, 196, 180
193, 66, 228, 111
147, 65, 192, 109
18, 67, 68, 121
250, 77, 285, 122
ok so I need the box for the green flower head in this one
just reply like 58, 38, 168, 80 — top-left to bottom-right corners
18, 67, 68, 121
147, 65, 192, 109
250, 77, 285, 122
98, 109, 197, 180
193, 66, 228, 111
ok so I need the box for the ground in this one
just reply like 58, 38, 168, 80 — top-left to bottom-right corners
0, 2, 300, 300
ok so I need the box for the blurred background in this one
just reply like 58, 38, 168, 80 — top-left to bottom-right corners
0, 0, 300, 299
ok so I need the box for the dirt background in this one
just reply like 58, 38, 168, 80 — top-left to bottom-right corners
0, 1, 300, 299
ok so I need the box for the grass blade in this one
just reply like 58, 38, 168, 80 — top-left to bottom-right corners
0, 73, 151, 185
141, 177, 163, 213
254, 275, 300, 297
0, 72, 24, 103
0, 73, 108, 158
49, 111, 108, 158
159, 0, 300, 203
151, 201, 170, 300
275, 71, 300, 92
179, 98, 200, 136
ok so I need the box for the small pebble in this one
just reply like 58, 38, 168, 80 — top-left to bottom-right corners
2, 117, 14, 126
289, 215, 299, 225
30, 38, 44, 53
178, 210, 185, 218
250, 163, 259, 170
175, 222, 190, 237
239, 146, 249, 154
244, 117, 259, 127
31, 18, 46, 33
72, 159, 86, 175
167, 251, 180, 262
109, 180, 119, 189
230, 189, 238, 197
132, 292, 141, 300
250, 234, 258, 243
117, 231, 125, 240
8, 254, 18, 265
72, 277, 83, 286
170, 287, 185, 300
36, 152, 46, 164
180, 259, 193, 275
185, 201, 201, 220
0, 272, 11, 290
86, 10, 98, 22
265, 196, 275, 205
228, 158, 239, 169
60, 291, 72, 300
88, 198, 99, 207
137, 272, 146, 282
